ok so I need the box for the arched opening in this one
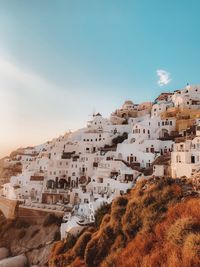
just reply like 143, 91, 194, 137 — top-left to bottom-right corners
79, 176, 87, 184
122, 113, 127, 118
59, 178, 67, 189
46, 179, 56, 189
159, 129, 169, 139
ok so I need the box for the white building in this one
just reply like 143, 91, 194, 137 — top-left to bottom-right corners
171, 125, 200, 178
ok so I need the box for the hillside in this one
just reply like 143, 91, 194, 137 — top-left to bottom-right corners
49, 177, 200, 267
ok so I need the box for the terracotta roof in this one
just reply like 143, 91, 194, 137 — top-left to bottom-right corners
124, 100, 134, 105
30, 175, 44, 181
153, 154, 171, 166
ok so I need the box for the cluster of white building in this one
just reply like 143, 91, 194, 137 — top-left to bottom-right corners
2, 84, 200, 238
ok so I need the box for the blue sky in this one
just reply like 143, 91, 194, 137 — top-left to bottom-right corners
0, 0, 200, 157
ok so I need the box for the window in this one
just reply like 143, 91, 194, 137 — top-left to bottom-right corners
176, 155, 181, 163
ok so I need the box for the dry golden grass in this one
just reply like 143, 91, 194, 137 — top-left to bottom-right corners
48, 178, 200, 267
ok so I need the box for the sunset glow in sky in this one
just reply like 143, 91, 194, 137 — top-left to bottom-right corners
1, 0, 200, 157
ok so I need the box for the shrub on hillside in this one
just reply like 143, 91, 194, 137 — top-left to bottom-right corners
112, 196, 128, 207
95, 202, 111, 228
182, 233, 200, 267
100, 214, 111, 228
141, 193, 156, 207
72, 231, 92, 258
84, 225, 115, 267
101, 249, 121, 267
54, 230, 61, 241
122, 201, 142, 239
110, 206, 126, 234
112, 132, 128, 145
51, 242, 66, 257
167, 217, 199, 246
183, 233, 200, 257
70, 257, 85, 267
51, 234, 77, 258
62, 234, 77, 251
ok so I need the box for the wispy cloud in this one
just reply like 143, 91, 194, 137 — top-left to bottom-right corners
156, 69, 171, 86
0, 56, 61, 94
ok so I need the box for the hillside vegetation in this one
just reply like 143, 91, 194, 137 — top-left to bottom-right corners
49, 177, 200, 267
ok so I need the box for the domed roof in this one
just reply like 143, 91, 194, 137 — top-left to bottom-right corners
124, 100, 134, 105
122, 100, 134, 109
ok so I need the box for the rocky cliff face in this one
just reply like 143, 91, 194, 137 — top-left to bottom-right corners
0, 213, 62, 267
0, 156, 22, 186
48, 177, 200, 267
